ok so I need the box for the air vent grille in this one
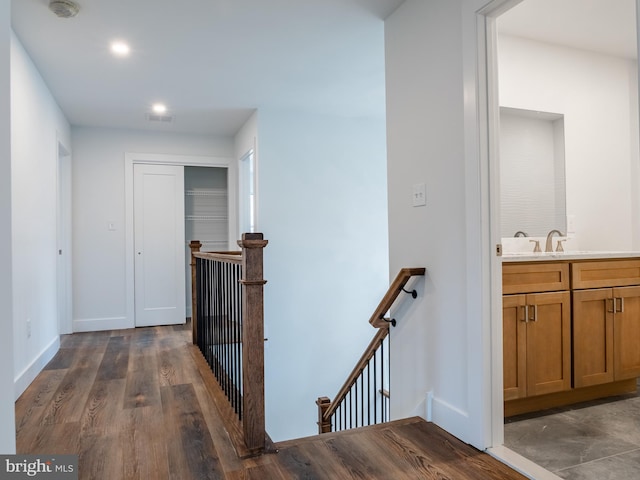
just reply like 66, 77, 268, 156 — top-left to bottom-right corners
146, 113, 174, 123
49, 0, 80, 18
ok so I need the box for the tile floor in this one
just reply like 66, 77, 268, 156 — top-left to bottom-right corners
504, 391, 640, 479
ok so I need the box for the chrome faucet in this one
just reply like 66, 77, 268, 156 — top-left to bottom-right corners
513, 231, 529, 237
545, 229, 564, 252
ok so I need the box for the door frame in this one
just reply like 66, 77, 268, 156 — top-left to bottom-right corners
124, 152, 234, 328
476, 2, 566, 476
56, 137, 73, 334
478, 0, 640, 475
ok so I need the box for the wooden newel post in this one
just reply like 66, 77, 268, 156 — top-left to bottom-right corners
316, 396, 332, 434
189, 240, 202, 345
239, 232, 268, 455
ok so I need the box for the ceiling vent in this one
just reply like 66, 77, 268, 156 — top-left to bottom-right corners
49, 0, 80, 18
146, 113, 174, 124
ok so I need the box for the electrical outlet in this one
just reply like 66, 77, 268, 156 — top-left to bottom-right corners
26, 318, 31, 338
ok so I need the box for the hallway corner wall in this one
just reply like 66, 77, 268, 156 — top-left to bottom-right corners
10, 30, 71, 400
0, 0, 15, 454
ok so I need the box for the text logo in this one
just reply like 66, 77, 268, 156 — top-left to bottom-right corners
0, 455, 77, 479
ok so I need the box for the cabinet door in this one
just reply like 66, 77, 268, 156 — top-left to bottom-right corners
503, 295, 527, 400
573, 288, 614, 387
526, 291, 571, 397
613, 286, 640, 380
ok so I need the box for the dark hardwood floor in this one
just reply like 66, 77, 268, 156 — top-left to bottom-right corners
16, 322, 527, 479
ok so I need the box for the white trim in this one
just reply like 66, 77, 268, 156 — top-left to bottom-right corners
14, 336, 60, 400
56, 134, 73, 335
472, 0, 529, 451
488, 446, 563, 480
124, 153, 234, 329
431, 395, 470, 444
73, 316, 130, 333
124, 152, 231, 168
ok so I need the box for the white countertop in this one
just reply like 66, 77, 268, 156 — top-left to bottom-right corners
501, 251, 640, 262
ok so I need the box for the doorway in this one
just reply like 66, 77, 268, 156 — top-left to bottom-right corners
124, 153, 235, 329
184, 166, 229, 318
484, 0, 640, 476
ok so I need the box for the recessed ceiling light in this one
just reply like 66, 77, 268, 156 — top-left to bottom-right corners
110, 41, 130, 57
152, 103, 168, 114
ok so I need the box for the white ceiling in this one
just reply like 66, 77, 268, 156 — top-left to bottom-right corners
497, 0, 637, 60
12, 1, 637, 138
11, 0, 404, 136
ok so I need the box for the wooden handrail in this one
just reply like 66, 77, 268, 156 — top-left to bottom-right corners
368, 267, 426, 328
321, 326, 390, 424
318, 267, 425, 433
193, 251, 242, 264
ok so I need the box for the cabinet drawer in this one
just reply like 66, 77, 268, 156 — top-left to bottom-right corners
572, 259, 640, 289
503, 262, 570, 294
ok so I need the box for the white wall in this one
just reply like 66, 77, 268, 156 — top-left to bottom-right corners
0, 0, 15, 453
384, 0, 494, 449
11, 31, 71, 398
256, 109, 389, 441
498, 35, 640, 251
71, 127, 234, 332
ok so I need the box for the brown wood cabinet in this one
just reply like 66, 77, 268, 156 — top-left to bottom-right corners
572, 288, 613, 387
502, 263, 571, 401
504, 258, 640, 416
573, 260, 640, 387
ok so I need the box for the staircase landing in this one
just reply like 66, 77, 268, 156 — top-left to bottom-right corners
261, 417, 527, 480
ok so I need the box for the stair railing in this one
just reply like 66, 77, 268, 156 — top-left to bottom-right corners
190, 233, 268, 455
317, 267, 425, 434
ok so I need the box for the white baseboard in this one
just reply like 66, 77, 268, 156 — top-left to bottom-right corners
14, 336, 60, 400
73, 316, 131, 332
430, 394, 470, 443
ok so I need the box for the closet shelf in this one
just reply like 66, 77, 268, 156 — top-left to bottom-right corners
186, 215, 228, 221
185, 190, 227, 197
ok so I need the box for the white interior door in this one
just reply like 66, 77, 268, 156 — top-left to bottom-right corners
134, 163, 186, 327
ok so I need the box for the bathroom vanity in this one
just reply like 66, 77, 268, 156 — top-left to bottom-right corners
502, 253, 640, 416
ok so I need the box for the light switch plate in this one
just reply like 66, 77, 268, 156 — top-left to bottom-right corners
412, 183, 426, 207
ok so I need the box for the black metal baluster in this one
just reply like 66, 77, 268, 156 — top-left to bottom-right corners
353, 382, 357, 429
231, 263, 237, 415
360, 370, 365, 427
223, 262, 229, 399
373, 349, 377, 424
367, 361, 371, 426
196, 259, 202, 355
387, 333, 390, 423
203, 259, 209, 365
380, 338, 385, 423
215, 260, 221, 384
239, 263, 243, 417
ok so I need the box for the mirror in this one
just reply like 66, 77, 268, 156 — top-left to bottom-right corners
496, 0, 639, 252
499, 107, 567, 238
